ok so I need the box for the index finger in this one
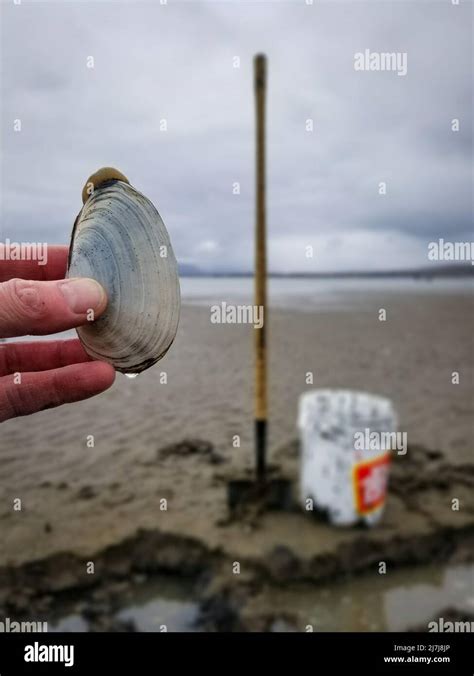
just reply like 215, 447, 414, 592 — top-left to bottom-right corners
0, 245, 68, 282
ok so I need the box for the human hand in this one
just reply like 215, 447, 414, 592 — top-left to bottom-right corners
0, 245, 115, 422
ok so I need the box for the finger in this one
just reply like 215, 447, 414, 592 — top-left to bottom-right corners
0, 277, 107, 338
0, 245, 68, 282
0, 339, 92, 377
0, 361, 116, 423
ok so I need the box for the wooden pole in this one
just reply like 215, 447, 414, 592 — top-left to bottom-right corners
254, 54, 267, 483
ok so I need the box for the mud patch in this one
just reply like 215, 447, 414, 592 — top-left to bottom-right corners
0, 441, 473, 631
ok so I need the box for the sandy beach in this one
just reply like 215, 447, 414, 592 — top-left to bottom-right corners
0, 281, 473, 570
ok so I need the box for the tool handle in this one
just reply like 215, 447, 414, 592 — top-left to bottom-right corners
254, 53, 266, 92
254, 54, 267, 424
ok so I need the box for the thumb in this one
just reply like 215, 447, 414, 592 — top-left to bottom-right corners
0, 277, 107, 338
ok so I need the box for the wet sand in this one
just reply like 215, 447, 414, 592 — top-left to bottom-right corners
0, 292, 473, 569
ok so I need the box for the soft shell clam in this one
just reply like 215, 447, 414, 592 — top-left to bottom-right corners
67, 168, 180, 374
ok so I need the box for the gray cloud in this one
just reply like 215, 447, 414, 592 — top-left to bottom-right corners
1, 0, 472, 272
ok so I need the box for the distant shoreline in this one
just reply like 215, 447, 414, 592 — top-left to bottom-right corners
179, 265, 474, 279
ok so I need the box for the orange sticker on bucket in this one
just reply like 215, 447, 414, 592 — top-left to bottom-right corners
353, 453, 390, 515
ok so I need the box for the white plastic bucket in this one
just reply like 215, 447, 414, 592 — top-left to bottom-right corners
298, 389, 398, 527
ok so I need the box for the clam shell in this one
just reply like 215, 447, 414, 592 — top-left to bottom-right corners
67, 173, 180, 374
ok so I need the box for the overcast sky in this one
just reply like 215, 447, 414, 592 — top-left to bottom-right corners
1, 0, 472, 272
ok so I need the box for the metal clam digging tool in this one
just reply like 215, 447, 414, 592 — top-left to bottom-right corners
227, 55, 293, 512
